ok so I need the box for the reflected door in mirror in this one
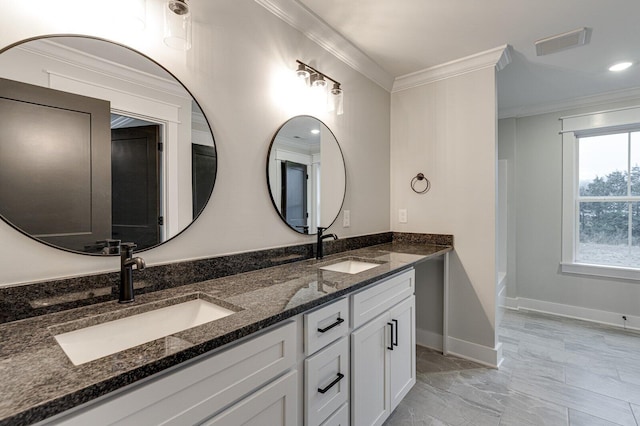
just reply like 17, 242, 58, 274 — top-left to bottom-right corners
111, 125, 160, 249
0, 77, 111, 252
282, 161, 309, 233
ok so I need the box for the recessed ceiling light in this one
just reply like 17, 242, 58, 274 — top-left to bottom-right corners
609, 62, 633, 72
310, 129, 320, 134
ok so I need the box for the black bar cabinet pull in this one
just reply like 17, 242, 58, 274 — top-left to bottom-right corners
392, 319, 399, 347
387, 322, 394, 350
318, 373, 345, 394
317, 317, 344, 333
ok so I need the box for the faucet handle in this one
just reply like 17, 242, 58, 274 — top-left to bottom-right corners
120, 242, 138, 256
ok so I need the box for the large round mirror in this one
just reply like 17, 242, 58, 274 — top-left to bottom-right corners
0, 36, 216, 254
267, 116, 346, 234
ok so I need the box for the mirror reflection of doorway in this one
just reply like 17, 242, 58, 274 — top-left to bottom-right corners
111, 124, 161, 248
281, 161, 308, 233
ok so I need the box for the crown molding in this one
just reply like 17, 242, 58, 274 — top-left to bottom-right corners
498, 86, 640, 119
254, 0, 394, 91
18, 39, 189, 99
392, 45, 512, 93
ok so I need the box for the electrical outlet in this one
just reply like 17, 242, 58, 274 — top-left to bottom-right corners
399, 209, 408, 223
343, 210, 350, 227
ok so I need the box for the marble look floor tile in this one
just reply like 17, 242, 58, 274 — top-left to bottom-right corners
384, 380, 501, 426
618, 365, 640, 387
569, 408, 629, 426
565, 365, 640, 405
510, 367, 637, 425
501, 348, 566, 383
498, 393, 568, 426
630, 403, 640, 424
416, 346, 483, 374
389, 311, 640, 426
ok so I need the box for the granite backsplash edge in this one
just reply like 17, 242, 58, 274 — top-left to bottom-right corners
0, 232, 452, 323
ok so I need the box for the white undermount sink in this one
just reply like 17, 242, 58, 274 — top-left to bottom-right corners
319, 259, 380, 274
54, 299, 234, 366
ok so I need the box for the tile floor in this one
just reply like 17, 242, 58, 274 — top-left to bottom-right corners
385, 309, 640, 425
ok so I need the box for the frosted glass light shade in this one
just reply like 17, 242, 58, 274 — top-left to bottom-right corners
164, 0, 192, 50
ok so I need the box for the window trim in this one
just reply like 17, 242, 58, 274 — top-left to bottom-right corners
561, 106, 640, 281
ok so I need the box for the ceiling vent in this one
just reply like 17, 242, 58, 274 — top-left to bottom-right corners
535, 27, 590, 56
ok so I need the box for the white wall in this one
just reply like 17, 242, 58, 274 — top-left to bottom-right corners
0, 0, 390, 286
498, 118, 517, 299
391, 66, 499, 360
500, 98, 640, 325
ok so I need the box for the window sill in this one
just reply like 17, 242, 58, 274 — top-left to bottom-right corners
561, 262, 640, 281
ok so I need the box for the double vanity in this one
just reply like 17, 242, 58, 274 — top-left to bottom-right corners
0, 241, 451, 425
0, 32, 452, 426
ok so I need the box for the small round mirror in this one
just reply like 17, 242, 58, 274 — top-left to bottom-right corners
267, 116, 346, 234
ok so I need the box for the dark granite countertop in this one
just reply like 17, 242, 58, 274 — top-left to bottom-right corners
0, 242, 451, 425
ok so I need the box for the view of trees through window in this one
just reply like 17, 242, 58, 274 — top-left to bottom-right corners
577, 131, 640, 267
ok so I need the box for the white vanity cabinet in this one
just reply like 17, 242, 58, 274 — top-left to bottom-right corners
35, 268, 417, 426
350, 270, 416, 426
41, 321, 298, 426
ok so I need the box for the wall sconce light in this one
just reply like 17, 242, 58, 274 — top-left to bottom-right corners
164, 0, 192, 50
295, 60, 344, 115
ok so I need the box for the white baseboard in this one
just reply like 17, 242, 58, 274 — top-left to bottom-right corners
416, 328, 443, 351
503, 296, 518, 310
447, 337, 502, 368
502, 296, 640, 332
416, 328, 503, 368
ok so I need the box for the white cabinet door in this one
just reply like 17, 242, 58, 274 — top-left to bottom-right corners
350, 312, 390, 426
201, 370, 298, 426
388, 296, 415, 410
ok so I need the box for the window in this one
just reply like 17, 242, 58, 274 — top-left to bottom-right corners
562, 107, 640, 280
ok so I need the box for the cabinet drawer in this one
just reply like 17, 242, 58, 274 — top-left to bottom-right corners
201, 370, 298, 426
320, 403, 349, 426
305, 337, 349, 426
351, 269, 414, 329
51, 321, 297, 426
304, 297, 349, 356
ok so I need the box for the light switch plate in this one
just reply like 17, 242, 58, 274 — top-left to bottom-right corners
399, 209, 408, 223
343, 210, 350, 227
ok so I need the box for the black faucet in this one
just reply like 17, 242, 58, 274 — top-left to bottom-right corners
119, 243, 145, 303
316, 227, 338, 260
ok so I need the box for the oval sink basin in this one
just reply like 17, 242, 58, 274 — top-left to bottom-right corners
54, 299, 234, 365
320, 259, 380, 274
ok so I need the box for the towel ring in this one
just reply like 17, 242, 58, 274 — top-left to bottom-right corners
411, 173, 431, 194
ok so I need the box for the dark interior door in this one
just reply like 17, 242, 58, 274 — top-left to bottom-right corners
0, 77, 111, 252
111, 125, 160, 249
192, 144, 216, 218
281, 161, 308, 231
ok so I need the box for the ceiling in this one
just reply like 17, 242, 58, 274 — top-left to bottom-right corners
296, 0, 640, 117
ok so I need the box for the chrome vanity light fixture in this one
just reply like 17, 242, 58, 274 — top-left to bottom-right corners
164, 0, 192, 50
295, 60, 344, 115
330, 82, 344, 115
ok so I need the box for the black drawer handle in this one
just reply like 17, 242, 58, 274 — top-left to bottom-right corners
392, 319, 399, 347
318, 373, 345, 394
387, 322, 394, 350
317, 317, 344, 333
